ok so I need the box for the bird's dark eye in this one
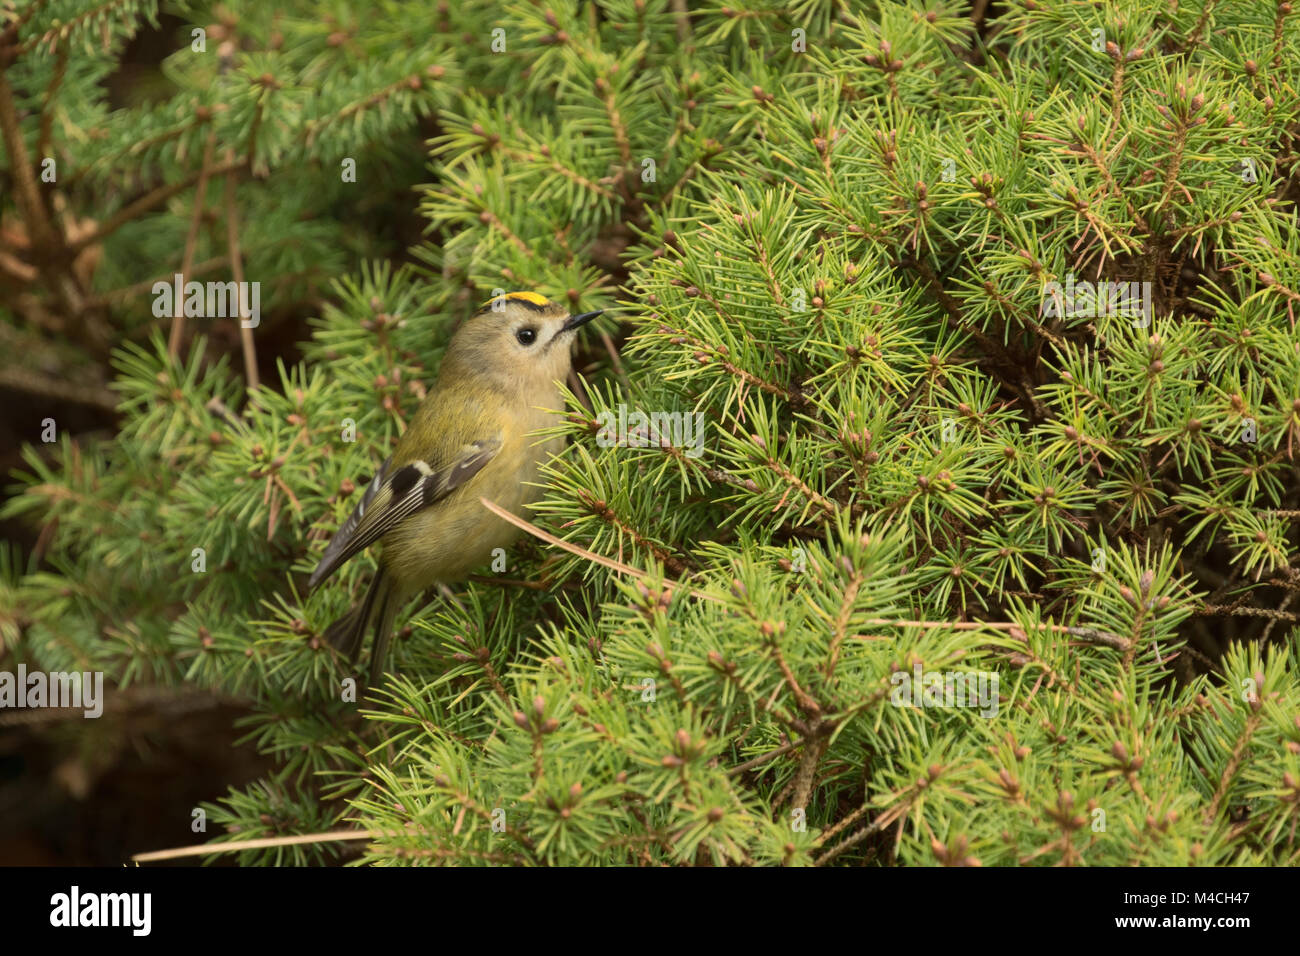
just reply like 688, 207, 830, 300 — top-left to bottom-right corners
516, 327, 537, 345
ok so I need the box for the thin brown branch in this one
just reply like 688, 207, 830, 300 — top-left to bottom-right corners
478, 496, 723, 605
0, 70, 60, 252
90, 256, 228, 307
1205, 713, 1263, 823
133, 829, 379, 862
15, 0, 133, 57
727, 739, 798, 776
789, 728, 829, 814
169, 132, 218, 357
0, 360, 116, 410
1197, 604, 1298, 622
222, 153, 258, 390
37, 44, 67, 161
854, 617, 1133, 652
815, 805, 903, 866
70, 157, 248, 253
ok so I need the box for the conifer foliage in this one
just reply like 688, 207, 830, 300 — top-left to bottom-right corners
3, 1, 1300, 865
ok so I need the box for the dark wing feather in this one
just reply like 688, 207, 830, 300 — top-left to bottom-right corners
308, 456, 392, 591
307, 439, 500, 591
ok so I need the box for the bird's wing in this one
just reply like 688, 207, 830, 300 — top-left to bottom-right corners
307, 437, 501, 590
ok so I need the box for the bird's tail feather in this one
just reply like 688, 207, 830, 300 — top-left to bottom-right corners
321, 569, 409, 688
324, 568, 391, 668
366, 584, 401, 689
322, 602, 366, 660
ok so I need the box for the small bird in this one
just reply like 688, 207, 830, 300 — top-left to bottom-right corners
307, 291, 602, 687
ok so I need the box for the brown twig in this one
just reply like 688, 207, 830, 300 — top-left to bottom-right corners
222, 151, 259, 390
726, 739, 798, 776
168, 133, 218, 357
37, 44, 67, 161
133, 829, 380, 862
0, 71, 60, 253
478, 497, 723, 605
0, 364, 117, 410
1205, 713, 1263, 823
70, 157, 248, 253
815, 806, 901, 866
789, 727, 829, 814
854, 618, 1132, 652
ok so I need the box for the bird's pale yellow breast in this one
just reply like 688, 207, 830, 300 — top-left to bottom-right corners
381, 382, 565, 591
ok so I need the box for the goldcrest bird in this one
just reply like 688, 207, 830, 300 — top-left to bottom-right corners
308, 291, 602, 687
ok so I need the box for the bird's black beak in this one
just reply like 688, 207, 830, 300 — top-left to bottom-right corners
562, 310, 603, 332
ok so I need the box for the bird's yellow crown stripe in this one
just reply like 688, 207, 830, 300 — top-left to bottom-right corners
475, 290, 552, 314
502, 291, 551, 306
486, 291, 546, 306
